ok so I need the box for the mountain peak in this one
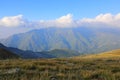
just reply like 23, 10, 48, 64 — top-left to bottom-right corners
1, 27, 120, 54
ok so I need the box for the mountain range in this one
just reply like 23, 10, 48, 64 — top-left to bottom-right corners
1, 27, 120, 54
0, 43, 80, 59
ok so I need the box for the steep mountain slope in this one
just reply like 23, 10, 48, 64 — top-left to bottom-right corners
0, 43, 54, 59
0, 43, 20, 59
0, 48, 19, 59
0, 43, 6, 48
1, 27, 120, 53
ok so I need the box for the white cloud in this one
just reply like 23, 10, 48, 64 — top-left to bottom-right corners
0, 14, 75, 28
1, 13, 120, 39
0, 15, 26, 27
1, 13, 120, 28
28, 13, 120, 28
56, 14, 73, 24
79, 13, 120, 27
37, 14, 76, 28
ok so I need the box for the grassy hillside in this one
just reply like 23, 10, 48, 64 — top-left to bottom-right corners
45, 49, 81, 58
74, 49, 120, 59
0, 49, 119, 80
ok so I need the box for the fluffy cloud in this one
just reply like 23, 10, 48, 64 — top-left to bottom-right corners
56, 14, 72, 23
38, 14, 76, 28
0, 15, 26, 27
1, 13, 120, 39
0, 14, 75, 28
1, 13, 120, 28
79, 13, 120, 27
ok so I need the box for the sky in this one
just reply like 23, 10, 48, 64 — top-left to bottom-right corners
0, 0, 120, 20
0, 0, 120, 39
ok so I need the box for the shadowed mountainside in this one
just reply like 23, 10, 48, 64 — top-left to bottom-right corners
0, 48, 20, 59
0, 43, 20, 59
0, 43, 81, 59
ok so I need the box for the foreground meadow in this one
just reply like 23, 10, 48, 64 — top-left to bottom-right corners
0, 56, 120, 80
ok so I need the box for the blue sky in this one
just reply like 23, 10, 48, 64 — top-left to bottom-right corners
0, 0, 120, 20
0, 0, 120, 39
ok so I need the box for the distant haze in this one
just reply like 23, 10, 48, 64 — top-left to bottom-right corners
1, 13, 120, 39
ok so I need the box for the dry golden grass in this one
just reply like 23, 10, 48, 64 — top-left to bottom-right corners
0, 49, 120, 80
74, 49, 120, 59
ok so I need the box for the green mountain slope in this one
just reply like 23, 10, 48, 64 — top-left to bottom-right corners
42, 49, 81, 58
1, 27, 120, 54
